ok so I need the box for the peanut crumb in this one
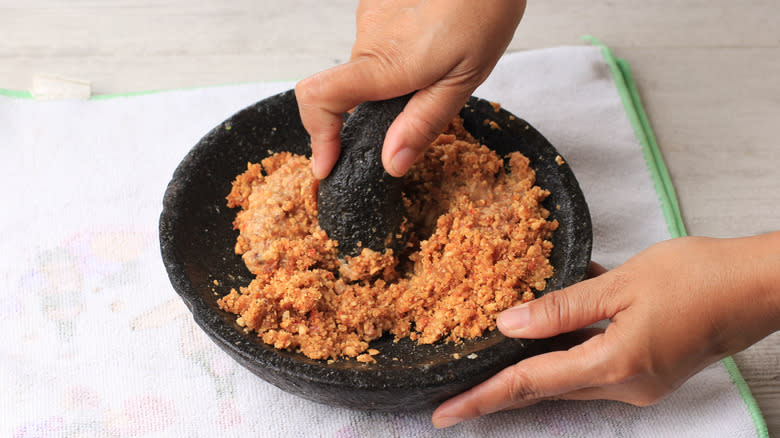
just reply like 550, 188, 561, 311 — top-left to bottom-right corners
482, 119, 501, 130
357, 353, 376, 363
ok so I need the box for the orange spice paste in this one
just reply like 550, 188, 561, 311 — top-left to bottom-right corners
218, 117, 558, 363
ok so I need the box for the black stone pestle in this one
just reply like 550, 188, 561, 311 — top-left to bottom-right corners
317, 95, 412, 258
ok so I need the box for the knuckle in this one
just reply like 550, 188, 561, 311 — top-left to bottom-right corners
604, 358, 644, 386
587, 337, 643, 387
503, 365, 544, 405
601, 338, 650, 384
598, 269, 629, 306
294, 76, 323, 107
404, 114, 443, 147
589, 269, 631, 317
356, 46, 403, 77
540, 291, 573, 332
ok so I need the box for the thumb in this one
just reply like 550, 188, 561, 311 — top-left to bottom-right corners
497, 273, 625, 339
381, 81, 474, 177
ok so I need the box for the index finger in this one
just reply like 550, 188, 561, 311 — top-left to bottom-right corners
295, 57, 416, 179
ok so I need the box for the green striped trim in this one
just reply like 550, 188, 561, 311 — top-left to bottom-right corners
585, 35, 769, 438
0, 88, 32, 98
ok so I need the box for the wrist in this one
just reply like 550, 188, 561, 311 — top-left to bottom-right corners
715, 231, 780, 354
752, 231, 780, 328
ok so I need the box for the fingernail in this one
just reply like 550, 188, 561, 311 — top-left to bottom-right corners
389, 147, 417, 176
311, 156, 325, 180
433, 416, 463, 429
497, 303, 530, 333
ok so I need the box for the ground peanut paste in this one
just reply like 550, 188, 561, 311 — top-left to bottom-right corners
218, 117, 558, 363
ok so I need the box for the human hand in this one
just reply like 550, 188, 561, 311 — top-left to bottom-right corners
295, 0, 526, 179
432, 233, 780, 428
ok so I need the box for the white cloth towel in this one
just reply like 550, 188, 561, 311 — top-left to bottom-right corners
0, 46, 760, 437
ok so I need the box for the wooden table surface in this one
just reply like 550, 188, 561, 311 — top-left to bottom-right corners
2, 0, 777, 434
